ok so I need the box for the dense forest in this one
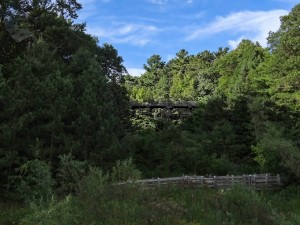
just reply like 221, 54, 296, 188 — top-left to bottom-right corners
0, 1, 299, 224
123, 4, 300, 178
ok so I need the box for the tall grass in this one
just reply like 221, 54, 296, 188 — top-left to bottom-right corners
3, 159, 300, 225
18, 182, 300, 225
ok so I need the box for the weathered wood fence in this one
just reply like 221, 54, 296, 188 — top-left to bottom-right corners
121, 174, 281, 190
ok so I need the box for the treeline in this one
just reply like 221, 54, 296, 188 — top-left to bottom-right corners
124, 4, 300, 178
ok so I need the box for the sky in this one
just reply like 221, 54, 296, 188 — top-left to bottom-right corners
77, 0, 299, 76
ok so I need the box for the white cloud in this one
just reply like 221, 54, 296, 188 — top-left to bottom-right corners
179, 11, 206, 20
86, 23, 159, 46
147, 0, 193, 5
228, 36, 245, 49
166, 54, 175, 62
127, 68, 145, 76
112, 36, 151, 46
79, 0, 98, 4
186, 10, 288, 47
147, 0, 168, 4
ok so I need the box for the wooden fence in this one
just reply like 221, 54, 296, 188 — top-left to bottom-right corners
120, 174, 281, 190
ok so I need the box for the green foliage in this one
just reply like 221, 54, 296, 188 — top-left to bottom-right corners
125, 48, 224, 103
267, 186, 300, 225
0, 2, 129, 195
111, 158, 142, 182
254, 4, 300, 112
268, 4, 300, 56
1, 1, 300, 224
77, 167, 109, 205
216, 40, 268, 102
253, 122, 300, 177
218, 185, 274, 225
122, 4, 300, 179
0, 202, 30, 225
56, 154, 88, 195
20, 195, 79, 225
15, 182, 300, 225
12, 159, 53, 204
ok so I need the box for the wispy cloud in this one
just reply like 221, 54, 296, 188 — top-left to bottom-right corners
147, 0, 168, 5
79, 0, 100, 4
147, 0, 194, 5
86, 23, 159, 46
186, 9, 288, 47
228, 36, 245, 49
179, 11, 206, 20
127, 68, 145, 76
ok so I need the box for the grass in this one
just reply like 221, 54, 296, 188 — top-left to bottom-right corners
0, 202, 29, 225
2, 183, 300, 225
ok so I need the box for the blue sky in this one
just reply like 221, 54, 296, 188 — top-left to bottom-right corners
77, 0, 298, 76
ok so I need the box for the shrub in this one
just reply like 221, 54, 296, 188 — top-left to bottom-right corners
13, 159, 53, 204
219, 184, 274, 225
77, 167, 109, 201
76, 167, 111, 224
20, 195, 79, 225
111, 157, 141, 182
56, 153, 88, 195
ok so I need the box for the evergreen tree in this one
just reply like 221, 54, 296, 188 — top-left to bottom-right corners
0, 0, 130, 198
266, 4, 300, 112
216, 40, 268, 102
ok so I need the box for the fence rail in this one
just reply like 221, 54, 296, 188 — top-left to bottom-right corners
120, 174, 281, 190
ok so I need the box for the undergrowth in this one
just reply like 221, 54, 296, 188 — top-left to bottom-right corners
6, 183, 299, 225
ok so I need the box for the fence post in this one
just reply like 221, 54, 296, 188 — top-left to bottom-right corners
265, 173, 269, 187
277, 174, 281, 185
214, 176, 217, 188
249, 174, 252, 187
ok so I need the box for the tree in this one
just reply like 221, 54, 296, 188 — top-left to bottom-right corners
0, 0, 130, 198
249, 5, 300, 174
0, 0, 86, 64
142, 54, 165, 85
97, 43, 127, 84
169, 49, 194, 101
216, 40, 268, 102
263, 4, 300, 112
190, 50, 223, 102
253, 122, 300, 176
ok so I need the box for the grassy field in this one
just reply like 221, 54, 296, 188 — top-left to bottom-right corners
1, 183, 300, 225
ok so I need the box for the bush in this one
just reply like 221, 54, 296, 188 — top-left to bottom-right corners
77, 167, 109, 202
12, 159, 53, 204
0, 202, 30, 225
111, 157, 141, 182
20, 196, 79, 225
219, 184, 274, 225
56, 153, 88, 195
77, 167, 113, 224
